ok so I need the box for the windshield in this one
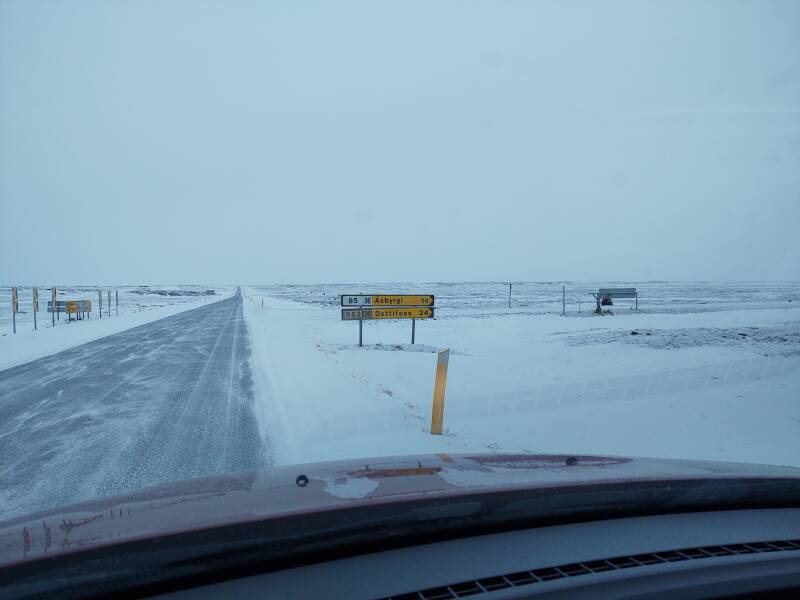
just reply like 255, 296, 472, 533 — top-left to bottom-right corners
0, 0, 798, 535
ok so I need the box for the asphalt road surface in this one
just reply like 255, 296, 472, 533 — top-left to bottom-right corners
0, 289, 269, 522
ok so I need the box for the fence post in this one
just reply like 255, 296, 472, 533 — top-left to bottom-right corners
11, 287, 18, 334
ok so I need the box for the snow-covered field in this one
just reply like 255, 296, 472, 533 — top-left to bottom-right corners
255, 281, 799, 314
0, 285, 234, 370
244, 282, 800, 468
2, 281, 798, 475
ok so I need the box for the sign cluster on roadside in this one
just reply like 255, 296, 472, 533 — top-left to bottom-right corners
7, 286, 122, 334
341, 294, 435, 347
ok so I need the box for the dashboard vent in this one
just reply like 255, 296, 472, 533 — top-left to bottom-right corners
381, 539, 800, 599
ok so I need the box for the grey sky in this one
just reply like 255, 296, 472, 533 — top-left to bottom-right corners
1, 0, 798, 284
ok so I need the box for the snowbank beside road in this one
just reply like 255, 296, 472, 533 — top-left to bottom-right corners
244, 287, 800, 468
0, 292, 232, 371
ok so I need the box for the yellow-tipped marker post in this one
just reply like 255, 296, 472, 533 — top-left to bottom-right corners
431, 348, 450, 435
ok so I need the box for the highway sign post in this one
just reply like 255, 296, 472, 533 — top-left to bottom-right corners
341, 296, 435, 346
98, 290, 102, 319
51, 288, 57, 326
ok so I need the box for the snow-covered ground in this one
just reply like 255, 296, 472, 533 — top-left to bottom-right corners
0, 286, 234, 371
243, 282, 800, 468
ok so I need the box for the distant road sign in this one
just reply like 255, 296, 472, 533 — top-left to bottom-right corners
598, 288, 637, 298
341, 294, 434, 307
341, 307, 434, 320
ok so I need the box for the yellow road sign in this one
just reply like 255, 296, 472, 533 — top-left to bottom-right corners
341, 294, 434, 307
373, 295, 433, 306
341, 307, 434, 320
33, 288, 39, 312
372, 307, 433, 319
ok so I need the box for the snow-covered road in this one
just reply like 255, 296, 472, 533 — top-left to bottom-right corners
0, 289, 269, 522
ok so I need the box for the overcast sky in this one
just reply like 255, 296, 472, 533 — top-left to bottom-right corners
1, 0, 798, 285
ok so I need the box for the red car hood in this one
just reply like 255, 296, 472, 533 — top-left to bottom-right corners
2, 453, 800, 568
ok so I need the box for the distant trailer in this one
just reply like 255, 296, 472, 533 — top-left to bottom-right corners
592, 287, 638, 312
205, 290, 216, 295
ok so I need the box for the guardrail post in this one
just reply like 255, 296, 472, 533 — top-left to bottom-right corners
431, 348, 450, 435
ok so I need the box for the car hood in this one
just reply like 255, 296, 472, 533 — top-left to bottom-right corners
2, 453, 800, 568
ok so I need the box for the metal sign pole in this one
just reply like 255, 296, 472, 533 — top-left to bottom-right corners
411, 319, 416, 344
562, 285, 566, 316
108, 290, 111, 316
115, 290, 119, 316
359, 319, 363, 347
52, 288, 56, 326
98, 290, 102, 319
508, 283, 511, 308
33, 288, 38, 331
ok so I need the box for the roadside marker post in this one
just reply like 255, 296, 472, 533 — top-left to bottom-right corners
431, 348, 450, 435
51, 288, 57, 325
411, 319, 416, 344
562, 284, 566, 316
115, 290, 119, 316
33, 288, 39, 331
508, 283, 512, 309
108, 290, 111, 316
11, 287, 18, 334
98, 290, 102, 319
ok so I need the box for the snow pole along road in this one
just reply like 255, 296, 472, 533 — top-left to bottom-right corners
0, 287, 269, 522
